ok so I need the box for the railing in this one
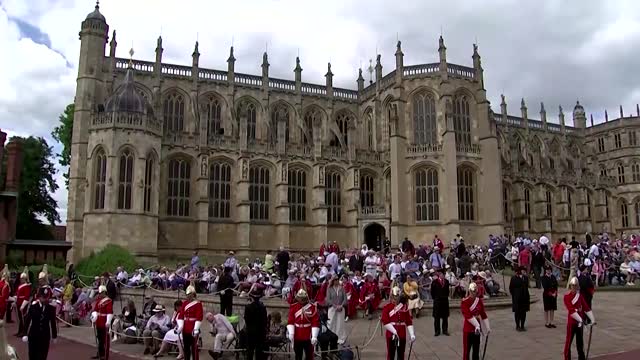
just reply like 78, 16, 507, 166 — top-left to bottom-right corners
447, 64, 475, 79
247, 140, 276, 153
208, 136, 236, 149
161, 64, 192, 77
456, 143, 482, 154
360, 205, 386, 216
269, 78, 296, 92
402, 63, 439, 77
90, 112, 161, 134
287, 144, 314, 157
322, 146, 346, 159
235, 73, 262, 87
301, 83, 327, 96
163, 132, 188, 146
334, 87, 358, 101
114, 58, 155, 73
406, 143, 443, 155
199, 69, 227, 82
356, 149, 383, 162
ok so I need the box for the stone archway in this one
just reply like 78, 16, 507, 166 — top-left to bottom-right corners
364, 223, 386, 251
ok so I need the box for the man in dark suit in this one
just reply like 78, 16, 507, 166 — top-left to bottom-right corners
509, 266, 531, 331
276, 247, 290, 281
244, 287, 268, 360
430, 269, 450, 336
578, 265, 595, 308
22, 286, 58, 360
102, 272, 117, 301
217, 267, 235, 316
348, 251, 364, 273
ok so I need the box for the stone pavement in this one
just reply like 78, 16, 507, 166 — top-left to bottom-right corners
23, 289, 640, 359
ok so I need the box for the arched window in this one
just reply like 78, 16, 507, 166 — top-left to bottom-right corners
545, 190, 553, 228
631, 162, 640, 182
163, 92, 185, 133
620, 201, 629, 228
209, 162, 231, 219
325, 171, 342, 224
617, 164, 625, 184
245, 102, 257, 142
167, 159, 191, 216
143, 156, 154, 212
331, 112, 350, 148
524, 187, 532, 229
635, 200, 640, 226
457, 167, 475, 221
600, 190, 610, 219
249, 165, 270, 221
566, 187, 573, 219
415, 167, 439, 221
303, 109, 318, 146
206, 96, 222, 138
412, 92, 437, 145
117, 149, 134, 210
453, 95, 471, 146
93, 149, 107, 209
360, 174, 375, 208
288, 168, 307, 223
271, 105, 290, 145
366, 111, 374, 149
503, 184, 510, 222
599, 166, 607, 177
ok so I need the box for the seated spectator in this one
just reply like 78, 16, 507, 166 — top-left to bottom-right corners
206, 310, 236, 359
112, 300, 137, 343
153, 300, 184, 359
143, 305, 171, 355
266, 311, 286, 347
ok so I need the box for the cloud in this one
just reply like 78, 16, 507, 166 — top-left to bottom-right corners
1, 0, 639, 225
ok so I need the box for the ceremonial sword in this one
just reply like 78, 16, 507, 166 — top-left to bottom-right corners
481, 333, 490, 360
585, 324, 594, 360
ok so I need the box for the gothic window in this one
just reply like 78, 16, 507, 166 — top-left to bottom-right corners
620, 201, 629, 228
545, 190, 553, 228
249, 165, 270, 221
271, 105, 290, 145
453, 95, 472, 146
93, 149, 107, 210
167, 159, 191, 217
288, 168, 307, 223
549, 158, 555, 170
617, 164, 625, 184
629, 131, 637, 146
524, 188, 531, 229
503, 184, 510, 222
614, 133, 622, 149
245, 102, 257, 142
325, 171, 342, 224
597, 137, 605, 153
366, 111, 374, 149
163, 92, 185, 133
600, 166, 607, 177
601, 190, 610, 219
303, 109, 318, 146
635, 200, 640, 226
209, 162, 231, 219
360, 174, 375, 208
412, 92, 437, 145
586, 191, 592, 219
144, 156, 154, 212
117, 149, 134, 210
206, 96, 222, 138
415, 167, 439, 221
331, 112, 350, 148
632, 162, 640, 182
457, 166, 475, 221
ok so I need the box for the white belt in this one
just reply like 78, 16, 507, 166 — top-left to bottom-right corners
295, 324, 311, 328
389, 322, 406, 326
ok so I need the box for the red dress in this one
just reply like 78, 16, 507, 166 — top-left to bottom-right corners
359, 280, 380, 310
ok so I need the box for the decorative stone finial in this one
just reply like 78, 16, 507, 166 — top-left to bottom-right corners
540, 102, 546, 113
128, 48, 134, 67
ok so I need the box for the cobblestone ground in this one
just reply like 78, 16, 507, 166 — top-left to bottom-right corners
8, 289, 638, 359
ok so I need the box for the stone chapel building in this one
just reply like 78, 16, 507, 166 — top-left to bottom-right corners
66, 4, 640, 261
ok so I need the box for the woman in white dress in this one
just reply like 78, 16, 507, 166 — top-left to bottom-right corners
153, 300, 184, 359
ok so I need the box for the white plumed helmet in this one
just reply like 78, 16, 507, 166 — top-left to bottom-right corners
185, 285, 196, 295
98, 285, 107, 293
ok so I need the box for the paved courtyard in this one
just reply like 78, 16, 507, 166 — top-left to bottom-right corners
8, 289, 639, 359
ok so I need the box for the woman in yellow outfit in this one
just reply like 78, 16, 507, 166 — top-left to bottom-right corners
403, 273, 424, 318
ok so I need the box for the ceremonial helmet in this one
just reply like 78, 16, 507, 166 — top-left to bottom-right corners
20, 266, 28, 281
38, 264, 49, 280
295, 288, 309, 301
390, 286, 402, 300
185, 285, 197, 295
98, 285, 107, 293
568, 276, 579, 288
469, 282, 478, 294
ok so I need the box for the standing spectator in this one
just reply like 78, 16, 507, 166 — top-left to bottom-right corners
263, 249, 274, 273
509, 266, 530, 331
532, 245, 545, 289
578, 265, 595, 308
218, 267, 235, 316
430, 248, 445, 271
430, 269, 450, 336
401, 237, 415, 257
325, 276, 347, 344
433, 235, 444, 252
276, 247, 290, 281
518, 245, 532, 276
244, 287, 268, 360
103, 272, 117, 300
456, 237, 466, 258
348, 250, 364, 273
224, 251, 239, 280
190, 251, 200, 271
541, 266, 558, 328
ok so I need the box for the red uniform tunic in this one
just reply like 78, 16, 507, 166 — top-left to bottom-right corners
287, 302, 320, 341
460, 296, 487, 333
359, 280, 380, 310
177, 299, 204, 334
319, 244, 326, 257
343, 281, 359, 318
315, 280, 329, 305
16, 283, 31, 312
288, 279, 313, 304
0, 280, 10, 318
93, 296, 113, 328
564, 291, 590, 327
328, 243, 340, 254
381, 303, 413, 339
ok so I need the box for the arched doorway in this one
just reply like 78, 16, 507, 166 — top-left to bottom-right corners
364, 223, 386, 251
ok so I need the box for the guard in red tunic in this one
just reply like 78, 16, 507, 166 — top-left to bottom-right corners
0, 265, 11, 320
287, 289, 320, 360
91, 285, 113, 360
460, 282, 490, 360
563, 277, 596, 360
342, 274, 358, 320
288, 272, 313, 304
176, 285, 203, 360
382, 287, 416, 360
15, 267, 32, 337
328, 240, 340, 254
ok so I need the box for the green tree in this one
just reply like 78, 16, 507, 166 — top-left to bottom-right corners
51, 103, 74, 188
12, 136, 60, 239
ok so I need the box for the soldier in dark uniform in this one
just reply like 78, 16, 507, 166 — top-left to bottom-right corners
430, 269, 450, 336
509, 266, 530, 331
22, 286, 58, 360
244, 287, 268, 360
